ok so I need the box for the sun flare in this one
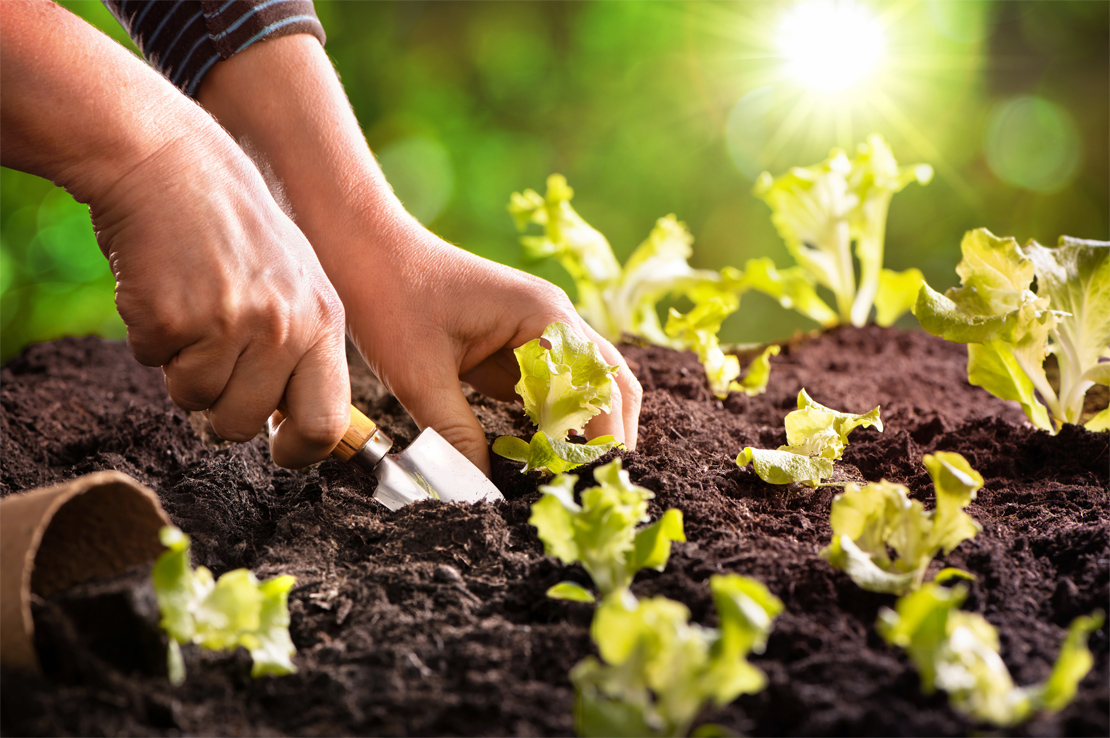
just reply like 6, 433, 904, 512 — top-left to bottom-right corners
777, 0, 885, 94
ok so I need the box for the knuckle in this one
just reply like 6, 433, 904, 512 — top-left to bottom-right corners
256, 300, 295, 346
535, 280, 573, 310
314, 287, 346, 333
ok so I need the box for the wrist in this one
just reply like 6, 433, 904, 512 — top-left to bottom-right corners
195, 34, 420, 273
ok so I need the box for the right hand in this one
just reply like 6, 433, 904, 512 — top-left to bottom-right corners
88, 129, 351, 468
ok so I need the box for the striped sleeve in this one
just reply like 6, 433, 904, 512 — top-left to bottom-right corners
102, 0, 326, 98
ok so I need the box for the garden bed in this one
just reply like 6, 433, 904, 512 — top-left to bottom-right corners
1, 326, 1106, 737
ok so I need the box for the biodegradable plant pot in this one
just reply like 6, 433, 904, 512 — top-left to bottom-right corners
0, 471, 170, 673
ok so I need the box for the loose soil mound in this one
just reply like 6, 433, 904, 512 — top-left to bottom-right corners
1, 326, 1106, 737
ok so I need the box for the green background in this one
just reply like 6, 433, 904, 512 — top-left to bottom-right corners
2, 0, 1107, 359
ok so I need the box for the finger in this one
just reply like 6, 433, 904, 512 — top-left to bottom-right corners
268, 333, 351, 469
205, 342, 300, 443
459, 345, 523, 403
579, 322, 642, 450
162, 338, 241, 412
391, 364, 492, 476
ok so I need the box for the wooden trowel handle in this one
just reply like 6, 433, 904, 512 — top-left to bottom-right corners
273, 402, 380, 462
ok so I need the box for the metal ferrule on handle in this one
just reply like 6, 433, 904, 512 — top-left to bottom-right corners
332, 405, 393, 472
348, 428, 392, 475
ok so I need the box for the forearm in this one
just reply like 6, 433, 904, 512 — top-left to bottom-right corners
0, 0, 224, 204
195, 34, 420, 292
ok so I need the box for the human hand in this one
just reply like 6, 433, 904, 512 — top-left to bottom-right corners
335, 227, 642, 475
1, 4, 351, 469
88, 131, 351, 469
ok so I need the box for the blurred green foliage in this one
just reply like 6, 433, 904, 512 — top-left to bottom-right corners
2, 0, 1107, 359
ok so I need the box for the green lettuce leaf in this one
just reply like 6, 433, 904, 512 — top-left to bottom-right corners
492, 432, 620, 475
739, 257, 839, 328
510, 176, 723, 345
494, 322, 622, 474
782, 389, 882, 459
528, 459, 684, 598
573, 578, 781, 738
875, 267, 925, 327
151, 526, 297, 685
735, 390, 881, 487
913, 282, 1023, 344
729, 344, 781, 397
611, 215, 725, 347
966, 341, 1054, 431
821, 452, 982, 594
736, 447, 835, 488
753, 134, 931, 326
1035, 610, 1106, 712
631, 509, 686, 574
845, 136, 934, 327
547, 581, 597, 603
245, 575, 298, 678
922, 451, 985, 554
878, 584, 1103, 727
515, 322, 618, 439
1021, 236, 1110, 426
666, 294, 741, 399
665, 292, 781, 399
913, 228, 1109, 433
509, 175, 622, 337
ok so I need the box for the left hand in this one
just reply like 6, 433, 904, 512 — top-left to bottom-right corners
335, 226, 641, 475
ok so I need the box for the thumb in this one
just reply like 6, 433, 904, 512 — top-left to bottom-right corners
390, 367, 492, 476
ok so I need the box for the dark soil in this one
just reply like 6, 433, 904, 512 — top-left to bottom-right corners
1, 326, 1107, 737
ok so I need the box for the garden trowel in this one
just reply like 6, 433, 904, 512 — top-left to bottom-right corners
274, 404, 504, 511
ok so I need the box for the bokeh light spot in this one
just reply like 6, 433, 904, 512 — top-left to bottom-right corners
375, 137, 455, 225
984, 96, 1081, 194
777, 0, 885, 93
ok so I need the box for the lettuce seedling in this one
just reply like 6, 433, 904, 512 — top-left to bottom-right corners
493, 322, 622, 474
752, 134, 932, 327
878, 583, 1104, 727
510, 175, 724, 347
571, 575, 782, 737
914, 229, 1109, 433
736, 389, 882, 487
664, 293, 781, 399
821, 452, 982, 594
529, 458, 685, 602
152, 526, 296, 685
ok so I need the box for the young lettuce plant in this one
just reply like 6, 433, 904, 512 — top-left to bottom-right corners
509, 175, 725, 347
664, 293, 781, 399
752, 134, 932, 327
493, 322, 622, 474
736, 389, 882, 487
571, 575, 783, 738
914, 229, 1110, 433
529, 458, 685, 602
821, 452, 982, 594
878, 583, 1104, 727
152, 526, 296, 686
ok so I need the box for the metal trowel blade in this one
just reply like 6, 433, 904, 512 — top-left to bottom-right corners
372, 428, 505, 511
